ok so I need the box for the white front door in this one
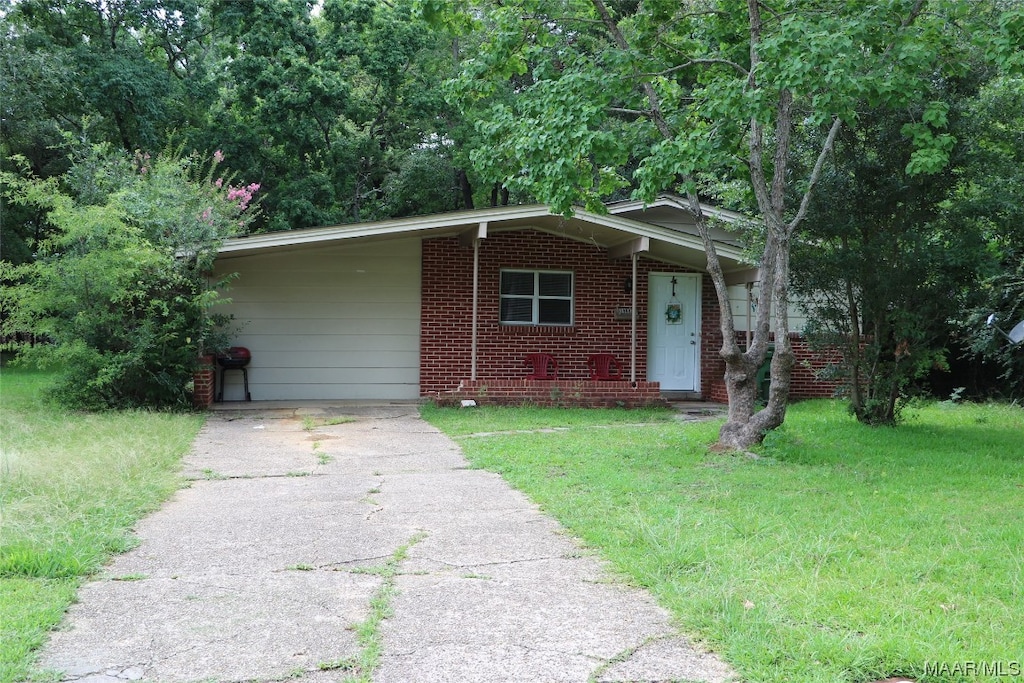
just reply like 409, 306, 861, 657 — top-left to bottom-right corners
647, 273, 701, 391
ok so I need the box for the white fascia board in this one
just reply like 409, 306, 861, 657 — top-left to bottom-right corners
217, 205, 555, 254
216, 201, 748, 264
572, 207, 748, 263
606, 194, 749, 224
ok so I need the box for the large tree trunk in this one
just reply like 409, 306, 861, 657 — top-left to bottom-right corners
456, 169, 474, 210
715, 221, 797, 450
592, 0, 840, 451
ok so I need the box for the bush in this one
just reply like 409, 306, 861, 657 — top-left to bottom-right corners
1, 144, 257, 409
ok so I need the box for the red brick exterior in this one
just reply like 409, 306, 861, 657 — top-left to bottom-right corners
421, 229, 715, 406
790, 335, 843, 398
702, 333, 843, 403
439, 379, 664, 408
192, 355, 215, 409
701, 277, 727, 403
420, 228, 839, 406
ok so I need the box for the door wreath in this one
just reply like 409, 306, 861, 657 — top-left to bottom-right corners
665, 276, 682, 324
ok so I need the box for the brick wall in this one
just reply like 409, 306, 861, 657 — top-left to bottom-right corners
421, 230, 660, 396
420, 229, 838, 404
702, 332, 842, 403
192, 355, 215, 409
701, 278, 727, 403
791, 335, 843, 398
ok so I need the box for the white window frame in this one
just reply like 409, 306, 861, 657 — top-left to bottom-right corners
499, 269, 574, 326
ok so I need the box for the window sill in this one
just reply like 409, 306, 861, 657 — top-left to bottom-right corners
500, 324, 577, 335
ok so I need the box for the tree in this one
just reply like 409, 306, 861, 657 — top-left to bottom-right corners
950, 76, 1024, 396
200, 0, 463, 230
1, 0, 219, 259
0, 0, 469, 240
1, 144, 258, 409
438, 0, 1020, 448
4, 0, 211, 153
791, 102, 988, 424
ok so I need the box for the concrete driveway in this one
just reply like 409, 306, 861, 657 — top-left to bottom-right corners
35, 403, 734, 683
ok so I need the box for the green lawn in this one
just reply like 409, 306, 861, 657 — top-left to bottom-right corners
0, 367, 203, 683
422, 400, 1024, 683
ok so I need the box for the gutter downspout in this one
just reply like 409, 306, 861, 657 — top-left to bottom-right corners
471, 237, 480, 381
630, 252, 637, 383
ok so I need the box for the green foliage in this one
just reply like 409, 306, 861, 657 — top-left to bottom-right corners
794, 72, 1024, 413
902, 102, 957, 175
198, 0, 462, 228
792, 97, 990, 424
950, 77, 1024, 393
1, 144, 253, 409
0, 365, 202, 682
3, 0, 209, 154
437, 0, 1017, 447
1, 0, 472, 240
443, 0, 985, 213
380, 147, 462, 216
426, 401, 1024, 683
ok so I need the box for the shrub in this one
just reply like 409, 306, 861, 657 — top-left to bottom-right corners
1, 144, 257, 409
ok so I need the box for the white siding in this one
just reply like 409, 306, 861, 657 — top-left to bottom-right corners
212, 238, 421, 400
727, 284, 810, 334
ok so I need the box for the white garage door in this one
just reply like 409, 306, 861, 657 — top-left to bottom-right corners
213, 237, 421, 400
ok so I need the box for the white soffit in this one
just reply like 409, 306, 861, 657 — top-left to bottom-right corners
216, 202, 750, 269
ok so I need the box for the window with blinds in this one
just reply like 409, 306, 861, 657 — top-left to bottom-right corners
499, 270, 573, 325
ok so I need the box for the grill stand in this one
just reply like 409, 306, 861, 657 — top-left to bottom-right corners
217, 366, 251, 402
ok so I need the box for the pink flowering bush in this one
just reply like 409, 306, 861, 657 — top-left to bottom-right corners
225, 182, 260, 211
1, 143, 263, 409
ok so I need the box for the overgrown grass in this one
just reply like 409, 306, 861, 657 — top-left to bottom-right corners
0, 366, 204, 683
423, 400, 1024, 683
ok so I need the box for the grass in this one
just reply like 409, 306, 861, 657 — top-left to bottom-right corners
419, 402, 677, 435
423, 399, 1024, 683
0, 366, 204, 683
341, 532, 426, 683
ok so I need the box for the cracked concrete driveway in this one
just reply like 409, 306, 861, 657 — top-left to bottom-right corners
34, 403, 734, 683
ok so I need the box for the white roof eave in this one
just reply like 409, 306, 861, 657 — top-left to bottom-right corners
216, 202, 751, 268
217, 205, 556, 254
605, 194, 750, 224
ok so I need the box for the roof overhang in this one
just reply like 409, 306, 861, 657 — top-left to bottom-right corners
216, 202, 758, 278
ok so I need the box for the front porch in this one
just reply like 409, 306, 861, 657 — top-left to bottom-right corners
435, 378, 666, 408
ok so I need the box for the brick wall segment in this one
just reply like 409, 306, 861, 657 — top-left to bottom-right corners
420, 228, 841, 406
192, 355, 216, 408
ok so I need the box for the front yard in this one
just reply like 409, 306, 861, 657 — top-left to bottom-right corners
3, 365, 1020, 683
0, 367, 203, 683
423, 400, 1024, 683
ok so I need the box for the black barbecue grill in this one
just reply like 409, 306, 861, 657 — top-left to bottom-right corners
216, 346, 252, 402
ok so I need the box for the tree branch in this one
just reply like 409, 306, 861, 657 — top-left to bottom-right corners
591, 0, 674, 140
590, 0, 741, 359
607, 106, 650, 118
682, 193, 743, 358
769, 88, 793, 216
522, 14, 606, 26
755, 0, 783, 22
787, 116, 842, 234
746, 0, 772, 215
653, 58, 749, 78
